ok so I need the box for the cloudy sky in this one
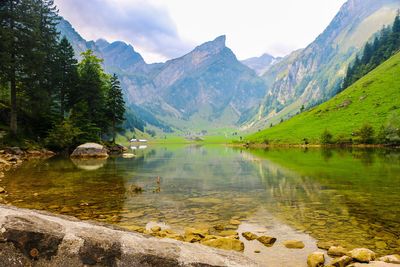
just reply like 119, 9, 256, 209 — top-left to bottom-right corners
55, 0, 347, 63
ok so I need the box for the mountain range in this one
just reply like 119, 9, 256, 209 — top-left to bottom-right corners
57, 0, 400, 133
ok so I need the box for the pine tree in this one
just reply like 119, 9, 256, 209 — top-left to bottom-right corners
76, 50, 108, 134
54, 36, 78, 119
23, 0, 60, 136
106, 74, 125, 143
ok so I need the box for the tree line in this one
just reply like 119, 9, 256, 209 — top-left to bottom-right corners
342, 12, 400, 90
0, 0, 126, 152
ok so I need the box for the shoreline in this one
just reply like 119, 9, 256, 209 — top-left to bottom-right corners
228, 142, 400, 149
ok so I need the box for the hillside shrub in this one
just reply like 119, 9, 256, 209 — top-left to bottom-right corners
320, 129, 333, 145
357, 124, 375, 144
378, 112, 400, 145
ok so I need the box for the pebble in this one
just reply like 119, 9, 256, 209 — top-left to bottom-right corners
283, 240, 305, 249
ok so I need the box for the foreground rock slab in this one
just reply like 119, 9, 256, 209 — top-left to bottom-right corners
0, 205, 258, 267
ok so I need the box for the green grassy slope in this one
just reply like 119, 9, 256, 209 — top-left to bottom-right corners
247, 52, 400, 144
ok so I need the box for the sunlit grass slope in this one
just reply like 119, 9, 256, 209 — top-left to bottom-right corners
247, 52, 400, 144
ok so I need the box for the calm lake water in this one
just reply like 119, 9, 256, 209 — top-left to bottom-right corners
2, 145, 400, 266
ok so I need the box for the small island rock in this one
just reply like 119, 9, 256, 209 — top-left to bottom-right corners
71, 143, 109, 158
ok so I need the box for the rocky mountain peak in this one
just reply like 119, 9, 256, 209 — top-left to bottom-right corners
193, 35, 227, 55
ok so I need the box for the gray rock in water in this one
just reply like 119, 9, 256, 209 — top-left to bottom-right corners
71, 143, 109, 159
0, 205, 258, 266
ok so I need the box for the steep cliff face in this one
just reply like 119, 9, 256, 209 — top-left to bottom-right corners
245, 0, 400, 129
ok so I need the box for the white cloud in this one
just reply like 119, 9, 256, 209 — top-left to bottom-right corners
55, 0, 347, 62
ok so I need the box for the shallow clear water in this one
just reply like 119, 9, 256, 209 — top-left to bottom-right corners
1, 145, 400, 265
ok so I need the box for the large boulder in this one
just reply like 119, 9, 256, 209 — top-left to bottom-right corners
70, 143, 109, 159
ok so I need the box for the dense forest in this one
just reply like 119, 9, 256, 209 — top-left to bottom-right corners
342, 12, 400, 90
0, 0, 127, 152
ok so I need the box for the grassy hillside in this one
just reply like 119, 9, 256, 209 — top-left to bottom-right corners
247, 52, 400, 144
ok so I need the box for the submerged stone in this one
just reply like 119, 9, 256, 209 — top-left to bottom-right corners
242, 232, 258, 241
257, 236, 277, 247
283, 240, 305, 249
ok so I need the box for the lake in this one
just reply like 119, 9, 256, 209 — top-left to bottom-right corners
2, 145, 400, 266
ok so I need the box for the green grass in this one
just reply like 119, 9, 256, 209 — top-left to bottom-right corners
247, 52, 400, 144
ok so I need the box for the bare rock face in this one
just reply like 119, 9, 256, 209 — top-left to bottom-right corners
70, 143, 109, 159
0, 205, 258, 267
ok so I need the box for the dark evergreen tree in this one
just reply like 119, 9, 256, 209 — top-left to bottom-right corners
23, 0, 60, 136
106, 74, 125, 143
0, 0, 35, 135
0, 1, 128, 150
76, 50, 108, 134
54, 36, 78, 119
